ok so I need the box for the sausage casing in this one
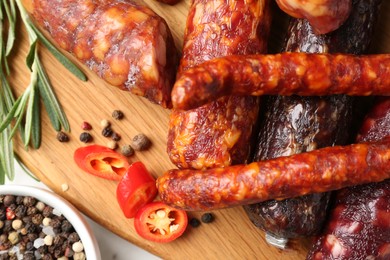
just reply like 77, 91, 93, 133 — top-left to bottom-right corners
307, 97, 390, 259
167, 0, 271, 169
157, 140, 390, 211
275, 0, 351, 34
172, 52, 390, 110
244, 0, 382, 241
28, 0, 178, 108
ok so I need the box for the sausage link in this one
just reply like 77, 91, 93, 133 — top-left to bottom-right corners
157, 140, 390, 211
172, 52, 390, 110
27, 0, 178, 108
154, 0, 181, 5
275, 0, 352, 34
167, 0, 271, 169
307, 98, 390, 259
244, 0, 382, 241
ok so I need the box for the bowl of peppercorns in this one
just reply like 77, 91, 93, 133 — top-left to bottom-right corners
0, 185, 101, 259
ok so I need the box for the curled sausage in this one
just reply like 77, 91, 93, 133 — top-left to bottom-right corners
275, 0, 352, 34
26, 0, 178, 108
307, 97, 390, 260
157, 140, 390, 211
167, 0, 271, 169
172, 53, 390, 110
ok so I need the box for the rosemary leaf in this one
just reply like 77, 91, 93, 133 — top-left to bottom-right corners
31, 85, 41, 149
1, 126, 14, 181
36, 57, 70, 131
26, 40, 37, 70
0, 96, 22, 132
4, 0, 16, 56
37, 77, 60, 131
30, 24, 87, 81
9, 93, 29, 140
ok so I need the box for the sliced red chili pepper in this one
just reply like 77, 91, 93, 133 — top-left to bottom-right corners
134, 201, 188, 243
116, 162, 157, 218
74, 144, 130, 181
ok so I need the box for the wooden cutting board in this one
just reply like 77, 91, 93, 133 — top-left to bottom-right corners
9, 1, 390, 259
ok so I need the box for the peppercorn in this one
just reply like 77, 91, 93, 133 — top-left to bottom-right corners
131, 134, 151, 151
11, 219, 23, 230
3, 220, 12, 232
8, 231, 19, 245
3, 195, 15, 207
79, 132, 93, 143
189, 217, 201, 228
121, 144, 134, 157
61, 220, 73, 233
100, 119, 111, 128
27, 232, 38, 242
67, 232, 80, 244
50, 217, 62, 230
81, 121, 92, 130
15, 196, 24, 205
111, 132, 121, 141
56, 131, 70, 142
15, 204, 27, 218
27, 206, 38, 216
102, 126, 113, 137
107, 140, 118, 150
31, 213, 44, 225
0, 207, 6, 220
201, 213, 214, 223
42, 254, 54, 260
23, 196, 36, 207
0, 234, 7, 243
23, 253, 35, 260
36, 201, 45, 211
0, 220, 3, 229
112, 110, 124, 120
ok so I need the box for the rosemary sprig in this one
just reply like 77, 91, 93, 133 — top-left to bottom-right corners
0, 0, 87, 184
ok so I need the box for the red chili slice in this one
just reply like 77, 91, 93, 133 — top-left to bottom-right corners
74, 144, 130, 181
116, 162, 157, 218
134, 201, 188, 243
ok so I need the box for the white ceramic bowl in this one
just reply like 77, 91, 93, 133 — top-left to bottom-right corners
0, 184, 101, 260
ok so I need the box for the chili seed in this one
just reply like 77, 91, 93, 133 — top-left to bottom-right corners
131, 133, 151, 151
189, 217, 201, 228
81, 121, 92, 130
201, 213, 214, 223
121, 144, 134, 157
112, 110, 124, 120
56, 131, 70, 142
79, 132, 93, 143
102, 126, 113, 137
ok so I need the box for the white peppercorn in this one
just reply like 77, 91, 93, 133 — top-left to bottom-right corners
36, 201, 45, 211
42, 217, 52, 226
11, 219, 22, 230
0, 220, 4, 229
100, 119, 110, 128
73, 252, 86, 260
8, 231, 19, 245
121, 144, 134, 157
44, 235, 54, 246
72, 241, 84, 253
107, 140, 118, 150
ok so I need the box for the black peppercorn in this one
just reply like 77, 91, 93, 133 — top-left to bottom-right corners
23, 196, 36, 207
3, 195, 15, 207
15, 196, 24, 205
15, 205, 27, 218
111, 132, 121, 141
0, 206, 6, 220
67, 232, 80, 244
56, 131, 70, 142
201, 213, 214, 223
189, 217, 201, 228
102, 126, 113, 137
79, 132, 93, 143
27, 206, 38, 216
61, 220, 73, 233
31, 214, 44, 225
112, 110, 124, 120
42, 206, 53, 218
23, 253, 35, 260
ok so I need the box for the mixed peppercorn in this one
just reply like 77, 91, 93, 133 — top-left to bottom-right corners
0, 195, 86, 259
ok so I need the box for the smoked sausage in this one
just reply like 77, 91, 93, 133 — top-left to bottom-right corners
172, 52, 390, 110
307, 97, 390, 260
157, 140, 390, 211
167, 0, 271, 169
244, 0, 382, 243
25, 0, 178, 108
275, 0, 351, 34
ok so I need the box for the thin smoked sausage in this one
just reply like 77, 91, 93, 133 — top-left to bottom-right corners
157, 140, 390, 211
172, 52, 390, 110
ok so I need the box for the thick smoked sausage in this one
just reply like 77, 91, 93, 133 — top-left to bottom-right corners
307, 97, 390, 260
25, 0, 178, 108
172, 52, 390, 110
167, 0, 271, 169
244, 0, 382, 243
157, 140, 390, 211
275, 0, 351, 34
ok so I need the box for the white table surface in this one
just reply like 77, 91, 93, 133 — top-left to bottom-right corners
6, 160, 161, 260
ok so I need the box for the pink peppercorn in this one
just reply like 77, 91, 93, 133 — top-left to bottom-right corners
81, 122, 92, 130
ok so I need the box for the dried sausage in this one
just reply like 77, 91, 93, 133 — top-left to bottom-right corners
275, 0, 351, 34
172, 52, 390, 110
244, 0, 382, 242
157, 140, 390, 211
25, 0, 178, 108
154, 0, 181, 5
307, 98, 390, 260
167, 0, 271, 169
